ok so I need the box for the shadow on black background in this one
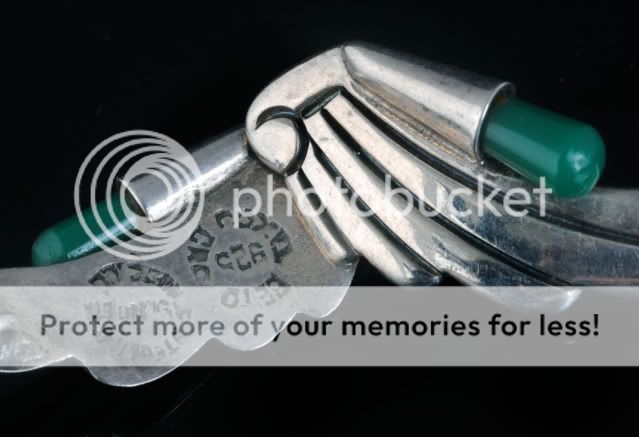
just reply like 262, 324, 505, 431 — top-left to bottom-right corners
1, 1, 637, 433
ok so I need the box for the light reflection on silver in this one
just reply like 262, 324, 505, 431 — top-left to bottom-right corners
120, 129, 251, 223
0, 41, 637, 386
246, 42, 639, 287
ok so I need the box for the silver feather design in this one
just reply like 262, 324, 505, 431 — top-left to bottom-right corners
247, 42, 639, 286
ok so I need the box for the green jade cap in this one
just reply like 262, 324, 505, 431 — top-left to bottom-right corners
482, 98, 605, 198
32, 196, 136, 266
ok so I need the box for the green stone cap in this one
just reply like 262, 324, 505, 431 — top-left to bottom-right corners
32, 197, 136, 266
482, 98, 605, 197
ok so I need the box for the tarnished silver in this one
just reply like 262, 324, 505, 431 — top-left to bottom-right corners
1, 41, 638, 386
247, 42, 639, 287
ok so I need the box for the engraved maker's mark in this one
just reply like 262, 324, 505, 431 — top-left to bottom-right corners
88, 262, 180, 295
185, 208, 293, 282
86, 262, 186, 362
186, 225, 215, 283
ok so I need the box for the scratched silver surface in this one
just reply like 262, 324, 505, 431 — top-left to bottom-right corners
0, 131, 357, 386
1, 42, 638, 386
247, 42, 639, 288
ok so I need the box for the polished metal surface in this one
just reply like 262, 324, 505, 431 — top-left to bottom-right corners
0, 130, 357, 386
246, 42, 639, 287
0, 132, 355, 288
0, 41, 637, 386
121, 129, 251, 222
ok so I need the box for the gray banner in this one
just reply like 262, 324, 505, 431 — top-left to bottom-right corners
0, 286, 637, 367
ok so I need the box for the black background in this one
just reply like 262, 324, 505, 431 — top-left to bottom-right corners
1, 1, 638, 434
